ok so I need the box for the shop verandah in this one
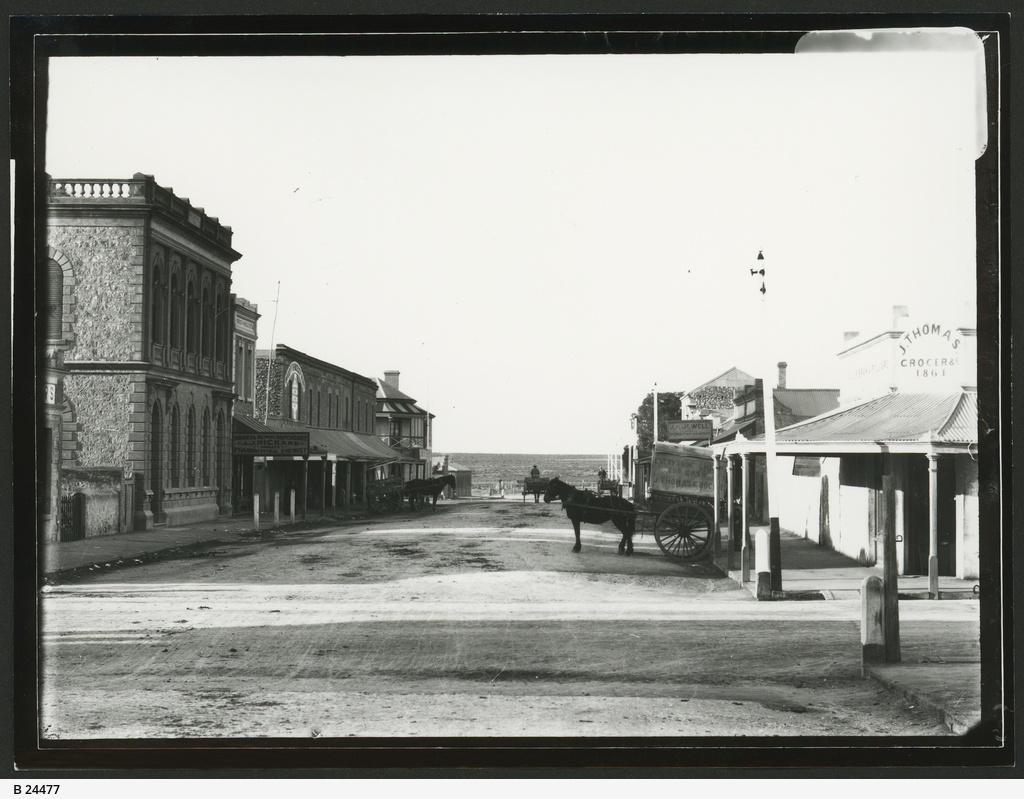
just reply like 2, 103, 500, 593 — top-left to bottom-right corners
708, 390, 980, 591
233, 420, 400, 518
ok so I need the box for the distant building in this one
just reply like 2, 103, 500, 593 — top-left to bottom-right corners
44, 174, 242, 539
375, 370, 434, 482
230, 296, 260, 512
432, 454, 472, 499
249, 344, 397, 514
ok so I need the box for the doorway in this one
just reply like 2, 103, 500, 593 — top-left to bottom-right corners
904, 455, 956, 576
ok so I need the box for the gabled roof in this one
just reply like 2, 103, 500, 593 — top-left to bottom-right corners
686, 366, 755, 394
376, 378, 417, 403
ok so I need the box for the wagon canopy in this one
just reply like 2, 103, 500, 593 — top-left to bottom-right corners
650, 441, 714, 498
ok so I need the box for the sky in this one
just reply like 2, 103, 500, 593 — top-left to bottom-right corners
46, 48, 981, 453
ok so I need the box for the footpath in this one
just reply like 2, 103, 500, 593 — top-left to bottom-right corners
724, 531, 982, 734
42, 509, 983, 736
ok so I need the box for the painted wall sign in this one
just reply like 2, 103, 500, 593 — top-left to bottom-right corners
665, 419, 714, 441
233, 432, 310, 457
897, 322, 961, 379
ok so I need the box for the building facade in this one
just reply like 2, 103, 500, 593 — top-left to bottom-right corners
375, 370, 434, 482
230, 296, 260, 512
249, 344, 396, 514
45, 174, 242, 539
711, 307, 979, 581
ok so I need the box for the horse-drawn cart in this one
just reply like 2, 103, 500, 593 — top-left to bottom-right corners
366, 475, 405, 513
522, 477, 549, 503
635, 442, 715, 561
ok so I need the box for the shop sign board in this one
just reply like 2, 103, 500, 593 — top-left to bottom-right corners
234, 432, 310, 457
665, 419, 713, 441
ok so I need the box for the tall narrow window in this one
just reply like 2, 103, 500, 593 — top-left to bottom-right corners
289, 378, 300, 420
235, 342, 244, 393
169, 272, 182, 348
201, 285, 212, 357
152, 266, 164, 345
317, 390, 322, 427
202, 409, 211, 485
215, 411, 226, 491
215, 288, 227, 363
186, 406, 196, 487
185, 277, 197, 353
169, 404, 180, 488
47, 259, 63, 342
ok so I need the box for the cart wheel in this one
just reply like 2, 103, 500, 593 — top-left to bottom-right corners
655, 502, 713, 560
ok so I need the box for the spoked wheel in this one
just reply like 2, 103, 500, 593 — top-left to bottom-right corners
654, 502, 713, 561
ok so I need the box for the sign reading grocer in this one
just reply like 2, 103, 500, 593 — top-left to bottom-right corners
898, 322, 960, 379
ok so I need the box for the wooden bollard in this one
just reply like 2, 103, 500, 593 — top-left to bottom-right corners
273, 491, 280, 525
769, 517, 782, 593
289, 489, 296, 524
253, 493, 260, 531
861, 575, 885, 675
753, 526, 772, 600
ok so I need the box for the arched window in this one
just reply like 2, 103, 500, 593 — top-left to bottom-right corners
169, 404, 180, 488
289, 377, 300, 420
186, 406, 196, 487
202, 409, 211, 485
152, 265, 164, 345
185, 277, 197, 353
169, 272, 181, 349
47, 259, 63, 342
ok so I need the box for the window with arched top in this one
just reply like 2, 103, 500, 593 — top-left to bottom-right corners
215, 287, 226, 363
151, 265, 165, 345
289, 377, 300, 420
47, 259, 63, 342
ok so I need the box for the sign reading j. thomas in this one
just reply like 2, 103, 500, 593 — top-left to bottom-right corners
234, 432, 310, 457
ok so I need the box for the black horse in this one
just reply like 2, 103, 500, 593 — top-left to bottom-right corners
544, 477, 637, 555
405, 474, 457, 510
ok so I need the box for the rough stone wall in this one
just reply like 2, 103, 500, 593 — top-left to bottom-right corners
48, 224, 141, 362
688, 385, 736, 412
254, 358, 284, 420
63, 373, 133, 473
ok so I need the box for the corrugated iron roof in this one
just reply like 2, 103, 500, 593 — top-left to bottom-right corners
936, 391, 978, 443
232, 413, 277, 433
775, 391, 975, 444
774, 388, 840, 419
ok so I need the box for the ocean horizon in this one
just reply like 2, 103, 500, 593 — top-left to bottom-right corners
442, 452, 612, 493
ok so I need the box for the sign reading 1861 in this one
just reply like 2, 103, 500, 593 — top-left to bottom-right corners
234, 432, 310, 457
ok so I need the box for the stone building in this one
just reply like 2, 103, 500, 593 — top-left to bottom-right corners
250, 344, 397, 514
45, 174, 242, 538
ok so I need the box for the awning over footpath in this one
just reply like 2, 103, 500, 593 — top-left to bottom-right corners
307, 428, 400, 462
233, 414, 278, 433
713, 390, 977, 456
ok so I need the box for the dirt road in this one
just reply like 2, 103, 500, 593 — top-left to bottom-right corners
40, 499, 976, 738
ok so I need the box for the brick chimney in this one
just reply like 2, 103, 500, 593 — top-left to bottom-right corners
383, 370, 400, 388
777, 361, 787, 389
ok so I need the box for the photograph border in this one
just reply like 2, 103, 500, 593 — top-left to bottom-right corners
6, 6, 1017, 776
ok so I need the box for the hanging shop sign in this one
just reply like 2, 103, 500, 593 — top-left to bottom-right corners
665, 419, 714, 442
233, 432, 310, 457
